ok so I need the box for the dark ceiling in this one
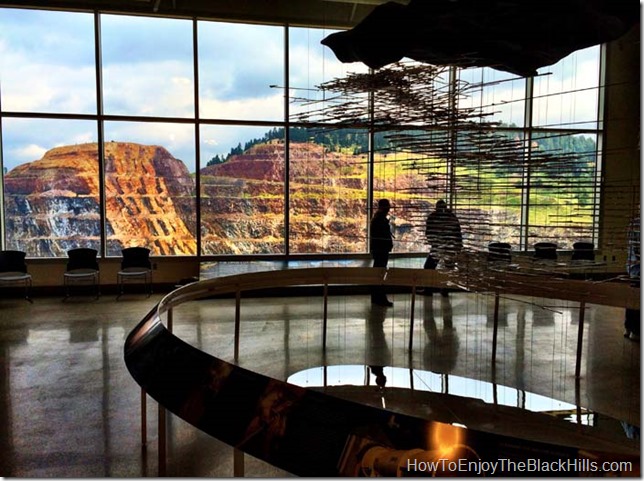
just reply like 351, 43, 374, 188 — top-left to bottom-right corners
0, 0, 400, 28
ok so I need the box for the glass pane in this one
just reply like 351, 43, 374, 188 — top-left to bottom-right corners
372, 129, 438, 254
200, 124, 285, 255
453, 129, 524, 250
289, 127, 368, 254
527, 132, 598, 249
103, 121, 196, 256
289, 26, 369, 123
458, 67, 526, 128
101, 14, 194, 117
3, 118, 99, 257
0, 8, 96, 114
532, 46, 601, 129
199, 21, 284, 121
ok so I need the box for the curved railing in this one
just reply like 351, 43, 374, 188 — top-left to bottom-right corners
124, 267, 640, 476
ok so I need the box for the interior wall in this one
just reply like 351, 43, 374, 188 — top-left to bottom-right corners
27, 257, 199, 290
599, 24, 641, 267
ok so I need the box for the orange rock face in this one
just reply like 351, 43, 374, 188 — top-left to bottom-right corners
5, 142, 196, 256
103, 142, 196, 255
5, 140, 425, 257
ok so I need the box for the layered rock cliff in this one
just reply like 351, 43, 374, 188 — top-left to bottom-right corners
5, 140, 425, 257
4, 142, 196, 256
200, 141, 425, 254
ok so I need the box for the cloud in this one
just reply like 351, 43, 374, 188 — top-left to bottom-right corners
0, 8, 95, 65
102, 60, 194, 117
100, 14, 193, 63
200, 93, 283, 121
2, 118, 97, 171
0, 27, 97, 113
0, 63, 97, 113
198, 21, 284, 102
11, 144, 48, 164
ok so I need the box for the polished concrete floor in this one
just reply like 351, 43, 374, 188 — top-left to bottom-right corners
0, 285, 640, 477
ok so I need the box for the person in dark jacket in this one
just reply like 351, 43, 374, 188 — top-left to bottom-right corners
423, 199, 462, 296
370, 199, 394, 306
424, 199, 462, 270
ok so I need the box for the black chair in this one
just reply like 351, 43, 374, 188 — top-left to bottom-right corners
487, 242, 512, 263
533, 242, 558, 261
64, 248, 100, 299
117, 247, 152, 298
571, 242, 595, 261
0, 250, 33, 302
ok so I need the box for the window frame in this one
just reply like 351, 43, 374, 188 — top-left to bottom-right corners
0, 7, 606, 259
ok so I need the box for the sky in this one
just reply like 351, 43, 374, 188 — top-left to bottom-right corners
0, 7, 601, 173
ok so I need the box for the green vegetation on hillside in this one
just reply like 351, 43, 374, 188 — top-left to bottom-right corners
204, 126, 598, 229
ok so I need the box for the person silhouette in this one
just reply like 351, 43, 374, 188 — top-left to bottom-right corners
423, 199, 462, 296
370, 199, 394, 306
368, 365, 387, 389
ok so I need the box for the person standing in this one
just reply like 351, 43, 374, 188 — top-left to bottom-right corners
370, 199, 394, 306
423, 199, 463, 296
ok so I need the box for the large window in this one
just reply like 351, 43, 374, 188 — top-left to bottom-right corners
2, 118, 99, 257
288, 127, 369, 254
101, 14, 195, 118
199, 124, 285, 255
532, 46, 601, 130
0, 9, 97, 114
528, 46, 601, 249
0, 7, 605, 259
198, 21, 284, 121
102, 121, 197, 256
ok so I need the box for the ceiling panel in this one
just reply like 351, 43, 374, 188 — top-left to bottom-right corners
0, 0, 395, 28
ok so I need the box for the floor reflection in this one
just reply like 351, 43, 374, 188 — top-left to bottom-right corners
0, 290, 639, 477
422, 295, 459, 374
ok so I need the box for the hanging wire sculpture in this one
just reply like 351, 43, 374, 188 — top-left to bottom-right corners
290, 61, 615, 292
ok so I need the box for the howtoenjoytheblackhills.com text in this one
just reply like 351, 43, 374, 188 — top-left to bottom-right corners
406, 458, 634, 475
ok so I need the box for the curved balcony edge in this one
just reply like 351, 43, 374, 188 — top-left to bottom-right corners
124, 267, 640, 476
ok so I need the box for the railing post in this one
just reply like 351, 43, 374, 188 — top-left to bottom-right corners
322, 281, 328, 352
141, 388, 147, 447
491, 292, 500, 364
234, 286, 241, 362
408, 283, 416, 352
234, 448, 245, 477
158, 405, 166, 476
575, 300, 586, 379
